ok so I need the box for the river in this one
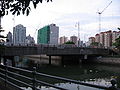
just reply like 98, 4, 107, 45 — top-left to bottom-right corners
14, 56, 120, 90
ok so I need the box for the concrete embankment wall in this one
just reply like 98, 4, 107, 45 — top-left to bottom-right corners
25, 55, 62, 65
95, 57, 120, 65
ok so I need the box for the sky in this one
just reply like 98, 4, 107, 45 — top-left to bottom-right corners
1, 0, 120, 43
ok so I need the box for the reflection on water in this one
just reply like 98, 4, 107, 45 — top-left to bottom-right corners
21, 83, 104, 90
20, 64, 120, 90
16, 56, 120, 90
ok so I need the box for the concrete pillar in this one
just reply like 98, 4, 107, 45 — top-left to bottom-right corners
61, 56, 64, 65
11, 56, 15, 67
79, 58, 82, 64
3, 57, 7, 65
0, 56, 1, 64
84, 55, 87, 59
49, 56, 51, 65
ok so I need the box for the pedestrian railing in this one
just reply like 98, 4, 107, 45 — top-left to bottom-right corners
0, 64, 119, 90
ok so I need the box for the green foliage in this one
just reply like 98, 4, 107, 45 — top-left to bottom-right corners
113, 36, 120, 48
118, 27, 120, 30
64, 41, 75, 44
90, 42, 99, 46
0, 0, 52, 16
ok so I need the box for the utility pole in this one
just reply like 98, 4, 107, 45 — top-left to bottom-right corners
97, 1, 112, 33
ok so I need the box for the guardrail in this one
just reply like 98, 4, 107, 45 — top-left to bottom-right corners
0, 64, 119, 90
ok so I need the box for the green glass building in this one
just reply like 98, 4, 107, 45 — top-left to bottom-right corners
37, 24, 59, 45
37, 25, 50, 44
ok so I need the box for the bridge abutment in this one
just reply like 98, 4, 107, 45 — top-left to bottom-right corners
1, 56, 15, 66
49, 56, 51, 65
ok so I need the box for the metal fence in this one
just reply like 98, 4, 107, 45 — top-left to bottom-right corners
0, 64, 119, 90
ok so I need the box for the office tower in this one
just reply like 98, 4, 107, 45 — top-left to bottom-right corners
13, 24, 26, 46
37, 24, 59, 45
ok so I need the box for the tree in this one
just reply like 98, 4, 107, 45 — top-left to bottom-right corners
0, 0, 52, 16
90, 42, 102, 47
90, 42, 99, 46
113, 36, 120, 49
118, 27, 120, 30
64, 41, 75, 44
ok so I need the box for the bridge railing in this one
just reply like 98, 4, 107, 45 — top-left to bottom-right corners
0, 64, 119, 90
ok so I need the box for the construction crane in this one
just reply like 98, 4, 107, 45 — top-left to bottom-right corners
97, 1, 112, 33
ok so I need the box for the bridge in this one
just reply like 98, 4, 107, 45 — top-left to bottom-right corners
0, 46, 119, 90
0, 45, 112, 56
0, 45, 114, 66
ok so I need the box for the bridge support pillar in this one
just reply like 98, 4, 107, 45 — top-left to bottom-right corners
11, 56, 15, 67
84, 55, 88, 59
3, 57, 7, 65
49, 56, 51, 65
0, 56, 1, 64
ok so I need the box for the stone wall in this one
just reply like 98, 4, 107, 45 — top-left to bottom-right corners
95, 57, 120, 65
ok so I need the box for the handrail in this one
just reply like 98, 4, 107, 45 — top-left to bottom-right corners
0, 64, 119, 90
0, 64, 68, 90
37, 72, 108, 89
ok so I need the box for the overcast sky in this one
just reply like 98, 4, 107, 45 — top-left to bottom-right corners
1, 0, 120, 42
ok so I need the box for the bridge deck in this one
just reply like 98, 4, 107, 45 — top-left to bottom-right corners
0, 46, 112, 56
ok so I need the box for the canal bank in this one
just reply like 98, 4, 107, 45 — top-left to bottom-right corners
94, 56, 120, 65
25, 55, 120, 66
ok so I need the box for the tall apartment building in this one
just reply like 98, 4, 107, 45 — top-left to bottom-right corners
59, 36, 68, 44
88, 37, 95, 45
13, 24, 26, 46
99, 32, 104, 46
89, 30, 120, 48
70, 35, 77, 45
104, 30, 112, 47
37, 24, 59, 45
95, 34, 100, 43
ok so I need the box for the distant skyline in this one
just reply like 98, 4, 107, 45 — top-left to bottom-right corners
1, 0, 120, 42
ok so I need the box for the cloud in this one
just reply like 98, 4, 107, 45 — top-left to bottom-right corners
1, 0, 120, 42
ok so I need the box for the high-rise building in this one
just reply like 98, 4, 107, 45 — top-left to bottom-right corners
59, 36, 68, 44
95, 34, 100, 43
88, 37, 95, 45
104, 30, 112, 48
99, 32, 104, 46
88, 30, 120, 48
26, 34, 35, 45
70, 36, 77, 45
13, 24, 26, 46
37, 24, 59, 45
6, 31, 12, 45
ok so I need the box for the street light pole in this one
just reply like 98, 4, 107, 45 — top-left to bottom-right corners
77, 22, 80, 47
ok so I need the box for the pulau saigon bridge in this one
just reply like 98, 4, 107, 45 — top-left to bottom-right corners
0, 45, 115, 66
